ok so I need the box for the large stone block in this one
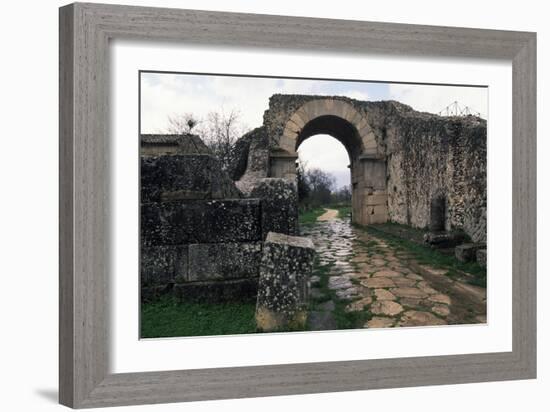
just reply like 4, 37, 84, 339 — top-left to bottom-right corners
188, 242, 262, 281
250, 178, 299, 238
141, 245, 188, 286
174, 278, 258, 303
365, 193, 387, 206
141, 199, 262, 246
255, 232, 315, 332
141, 154, 241, 203
455, 243, 486, 263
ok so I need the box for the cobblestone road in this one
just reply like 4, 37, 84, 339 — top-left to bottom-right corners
301, 209, 487, 330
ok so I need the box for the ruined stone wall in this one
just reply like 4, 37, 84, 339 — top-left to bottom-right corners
140, 133, 300, 303
235, 95, 487, 243
375, 108, 487, 242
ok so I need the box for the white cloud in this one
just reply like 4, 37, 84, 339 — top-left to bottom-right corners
140, 74, 372, 134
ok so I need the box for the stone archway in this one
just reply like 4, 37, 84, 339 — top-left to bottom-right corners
268, 98, 388, 225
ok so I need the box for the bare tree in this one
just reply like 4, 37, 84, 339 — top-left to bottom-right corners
299, 168, 336, 208
199, 109, 245, 171
166, 112, 199, 134
165, 108, 248, 171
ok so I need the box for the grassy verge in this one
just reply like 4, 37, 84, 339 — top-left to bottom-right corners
298, 207, 326, 225
141, 297, 257, 338
309, 256, 372, 330
333, 203, 352, 219
360, 223, 486, 287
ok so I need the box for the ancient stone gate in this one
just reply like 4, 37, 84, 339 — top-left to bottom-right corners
266, 97, 388, 225
232, 94, 486, 238
141, 94, 487, 303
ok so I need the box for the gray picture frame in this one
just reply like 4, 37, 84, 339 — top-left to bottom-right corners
59, 2, 537, 408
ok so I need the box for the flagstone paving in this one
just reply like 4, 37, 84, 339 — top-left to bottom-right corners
302, 209, 487, 330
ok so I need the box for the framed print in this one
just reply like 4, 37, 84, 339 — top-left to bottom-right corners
59, 2, 536, 408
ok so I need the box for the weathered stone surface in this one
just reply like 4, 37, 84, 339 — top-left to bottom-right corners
141, 199, 261, 246
423, 231, 468, 248
256, 232, 315, 332
365, 317, 395, 328
345, 296, 373, 312
141, 154, 241, 203
361, 277, 395, 288
391, 287, 428, 299
477, 248, 487, 267
392, 277, 418, 287
374, 289, 396, 301
257, 95, 486, 241
227, 127, 268, 181
399, 298, 424, 308
455, 243, 486, 262
335, 287, 359, 300
372, 269, 401, 278
371, 300, 403, 316
250, 178, 299, 239
328, 276, 353, 290
174, 278, 258, 303
187, 242, 262, 281
432, 304, 451, 317
419, 265, 449, 276
141, 245, 188, 286
428, 293, 452, 305
398, 310, 447, 327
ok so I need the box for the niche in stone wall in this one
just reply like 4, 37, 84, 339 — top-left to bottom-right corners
429, 193, 447, 232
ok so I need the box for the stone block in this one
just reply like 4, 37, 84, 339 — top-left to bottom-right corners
365, 194, 387, 206
174, 278, 258, 303
255, 232, 315, 332
141, 199, 262, 246
250, 178, 299, 238
476, 248, 487, 267
141, 154, 241, 203
141, 245, 188, 286
365, 212, 388, 224
188, 242, 262, 281
424, 231, 467, 249
455, 243, 486, 262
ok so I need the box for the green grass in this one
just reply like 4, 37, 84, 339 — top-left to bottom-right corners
299, 203, 352, 226
298, 207, 326, 225
361, 223, 487, 287
333, 204, 352, 219
309, 256, 372, 330
141, 297, 257, 338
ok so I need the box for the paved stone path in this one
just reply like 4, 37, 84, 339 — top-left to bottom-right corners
317, 208, 339, 221
302, 209, 487, 330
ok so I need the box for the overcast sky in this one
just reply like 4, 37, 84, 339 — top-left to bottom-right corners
141, 72, 487, 188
